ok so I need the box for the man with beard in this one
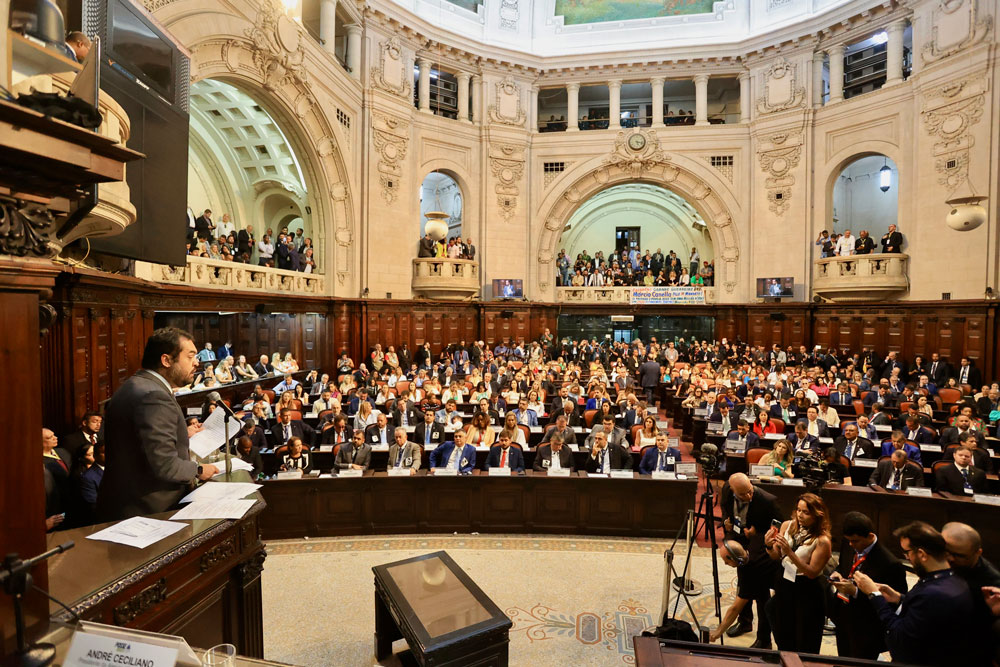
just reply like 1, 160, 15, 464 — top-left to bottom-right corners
98, 328, 219, 521
942, 522, 1000, 666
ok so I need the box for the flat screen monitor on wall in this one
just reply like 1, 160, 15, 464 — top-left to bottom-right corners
756, 277, 794, 298
493, 279, 523, 299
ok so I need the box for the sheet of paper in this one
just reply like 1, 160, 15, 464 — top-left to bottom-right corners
188, 407, 231, 459
211, 458, 253, 477
179, 481, 262, 504
170, 499, 256, 521
86, 517, 187, 549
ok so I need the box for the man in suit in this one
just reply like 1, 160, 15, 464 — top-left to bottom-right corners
709, 403, 734, 434
834, 422, 878, 462
928, 353, 951, 386
364, 412, 393, 447
547, 386, 571, 416
533, 434, 574, 472
194, 209, 214, 240
725, 420, 759, 452
510, 398, 538, 427
853, 521, 975, 666
869, 449, 924, 490
900, 415, 934, 444
768, 394, 796, 424
335, 431, 372, 471
639, 434, 682, 474
942, 522, 1000, 667
879, 223, 903, 253
391, 399, 422, 428
830, 382, 854, 406
387, 427, 421, 474
584, 430, 632, 473
940, 413, 986, 449
945, 430, 992, 472
542, 413, 578, 447
271, 408, 316, 449
97, 328, 218, 522
827, 512, 908, 659
429, 429, 476, 474
802, 406, 830, 438
863, 385, 895, 409
719, 473, 782, 646
638, 354, 661, 405
935, 445, 987, 494
956, 357, 981, 387
584, 415, 626, 450
236, 225, 254, 258
485, 434, 525, 473
856, 414, 878, 441
232, 416, 268, 452
321, 414, 353, 446
880, 429, 922, 465
61, 411, 103, 460
78, 442, 105, 524
788, 421, 821, 455
434, 399, 461, 425
253, 354, 273, 377
414, 409, 446, 449
549, 400, 582, 427
854, 229, 875, 254
417, 233, 436, 258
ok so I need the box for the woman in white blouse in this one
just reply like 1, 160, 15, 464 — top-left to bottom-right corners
635, 415, 659, 449
353, 401, 379, 430
526, 389, 546, 416
499, 413, 527, 447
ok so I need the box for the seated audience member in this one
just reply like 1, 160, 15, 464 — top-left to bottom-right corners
364, 412, 392, 447
834, 422, 877, 462
638, 433, 682, 474
271, 408, 315, 449
900, 415, 934, 444
475, 397, 502, 428
870, 449, 923, 490
816, 399, 840, 428
254, 354, 273, 377
392, 393, 422, 427
387, 427, 421, 474
863, 385, 896, 409
466, 412, 497, 448
788, 421, 820, 455
414, 409, 446, 449
233, 435, 263, 479
830, 382, 855, 406
429, 429, 476, 475
272, 373, 299, 395
725, 419, 759, 452
852, 522, 975, 666
940, 413, 987, 449
434, 398, 461, 424
498, 413, 527, 447
321, 414, 352, 445
945, 430, 992, 472
881, 429, 923, 464
510, 398, 538, 426
533, 434, 574, 472
768, 393, 797, 424
353, 399, 379, 431
821, 447, 849, 484
61, 411, 103, 460
584, 430, 632, 473
485, 433, 525, 473
827, 512, 908, 660
549, 399, 583, 426
279, 437, 311, 473
585, 414, 626, 450
542, 413, 578, 447
855, 414, 878, 440
802, 406, 830, 438
708, 403, 734, 433
868, 402, 892, 426
234, 416, 268, 452
758, 439, 794, 478
935, 444, 987, 494
752, 410, 781, 437
76, 442, 104, 525
634, 415, 660, 449
949, 404, 985, 431
942, 522, 1000, 667
336, 431, 372, 471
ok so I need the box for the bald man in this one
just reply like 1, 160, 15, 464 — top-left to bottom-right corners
943, 522, 1000, 666
718, 473, 782, 647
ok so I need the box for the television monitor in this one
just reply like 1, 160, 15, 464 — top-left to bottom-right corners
756, 277, 794, 298
493, 279, 523, 299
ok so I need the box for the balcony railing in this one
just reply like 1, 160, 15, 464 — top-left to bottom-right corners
412, 257, 480, 301
557, 286, 716, 304
135, 256, 325, 294
813, 253, 909, 302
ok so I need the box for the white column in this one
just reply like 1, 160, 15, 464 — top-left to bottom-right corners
319, 0, 337, 56
909, 15, 922, 77
472, 74, 483, 124
827, 44, 845, 104
738, 71, 751, 123
529, 85, 539, 131
694, 73, 709, 126
812, 51, 826, 107
566, 82, 580, 131
608, 79, 622, 130
650, 76, 664, 127
345, 24, 362, 80
417, 58, 432, 112
457, 72, 471, 122
884, 20, 906, 86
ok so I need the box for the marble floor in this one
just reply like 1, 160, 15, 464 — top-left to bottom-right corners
260, 533, 838, 666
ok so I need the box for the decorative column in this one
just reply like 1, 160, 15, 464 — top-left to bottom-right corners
457, 72, 471, 122
417, 58, 432, 112
319, 0, 337, 56
694, 73, 709, 126
884, 20, 906, 86
650, 76, 664, 127
738, 71, 751, 123
345, 24, 362, 80
529, 85, 539, 131
812, 51, 826, 107
827, 44, 845, 103
608, 79, 622, 130
566, 82, 580, 131
472, 74, 483, 124
909, 15, 922, 77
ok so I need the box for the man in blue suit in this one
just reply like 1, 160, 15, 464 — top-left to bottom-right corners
900, 415, 934, 444
853, 521, 975, 667
510, 398, 538, 427
830, 382, 855, 406
880, 430, 922, 465
787, 421, 821, 454
485, 434, 525, 473
725, 420, 759, 452
429, 429, 476, 474
639, 434, 682, 474
768, 394, 796, 424
78, 442, 105, 523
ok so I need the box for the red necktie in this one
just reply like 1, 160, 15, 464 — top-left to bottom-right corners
500, 449, 507, 468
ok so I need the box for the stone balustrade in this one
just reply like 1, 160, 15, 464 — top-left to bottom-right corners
135, 256, 325, 294
813, 253, 909, 302
412, 257, 480, 301
557, 285, 716, 304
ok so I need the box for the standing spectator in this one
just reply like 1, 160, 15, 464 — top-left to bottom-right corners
855, 230, 875, 254
194, 209, 214, 240
216, 213, 235, 240
257, 234, 274, 266
881, 224, 903, 253
418, 232, 435, 258
689, 246, 700, 276
815, 230, 832, 257
464, 237, 476, 260
835, 229, 856, 256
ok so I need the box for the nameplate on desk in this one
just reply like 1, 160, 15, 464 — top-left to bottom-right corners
424, 443, 436, 450
475, 446, 490, 452
276, 470, 303, 480
668, 438, 679, 448
529, 426, 542, 433
488, 467, 511, 476
675, 462, 697, 476
587, 472, 609, 478
920, 444, 942, 453
338, 469, 363, 478
874, 424, 892, 432
782, 478, 805, 486
763, 433, 783, 440
318, 445, 334, 452
65, 631, 179, 667
974, 493, 1000, 505
818, 437, 834, 444
610, 470, 634, 479
433, 467, 458, 476
547, 468, 571, 477
751, 464, 773, 478
387, 468, 412, 477
693, 408, 708, 417
906, 487, 933, 497
371, 444, 389, 452
572, 426, 584, 433
852, 459, 878, 468
186, 407, 201, 416
706, 423, 724, 432
305, 413, 318, 419
725, 441, 747, 453
651, 471, 676, 480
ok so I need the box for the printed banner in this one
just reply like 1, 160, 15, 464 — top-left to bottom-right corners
629, 287, 706, 305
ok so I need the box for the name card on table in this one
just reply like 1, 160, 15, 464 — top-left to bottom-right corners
668, 437, 680, 448
676, 462, 697, 476
276, 470, 303, 480
920, 444, 943, 453
186, 407, 201, 416
424, 443, 437, 450
852, 459, 878, 468
906, 487, 933, 497
371, 444, 389, 452
782, 478, 805, 487
610, 470, 634, 479
651, 471, 677, 480
387, 468, 412, 477
818, 437, 834, 444
751, 464, 773, 478
338, 469, 363, 478
706, 422, 724, 433
433, 467, 458, 476
547, 468, 571, 477
529, 426, 543, 433
572, 427, 585, 433
488, 467, 511, 476
764, 433, 783, 440
874, 424, 892, 432
318, 445, 334, 452
475, 446, 490, 452
693, 408, 708, 417
587, 472, 609, 478
65, 632, 179, 667
725, 440, 747, 453
974, 494, 1000, 505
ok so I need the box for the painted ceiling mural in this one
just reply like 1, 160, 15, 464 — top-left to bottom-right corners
554, 0, 716, 24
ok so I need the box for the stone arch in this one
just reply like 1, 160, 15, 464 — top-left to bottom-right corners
417, 162, 476, 240
148, 0, 356, 293
823, 144, 904, 232
536, 146, 743, 301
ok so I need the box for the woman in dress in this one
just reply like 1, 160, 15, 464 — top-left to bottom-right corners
283, 353, 299, 373
635, 415, 659, 450
526, 389, 546, 416
466, 412, 497, 449
758, 439, 795, 478
499, 412, 527, 447
353, 400, 379, 431
234, 355, 258, 381
752, 410, 781, 437
280, 437, 311, 473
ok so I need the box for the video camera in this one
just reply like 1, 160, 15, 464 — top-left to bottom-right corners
792, 454, 832, 489
698, 443, 721, 474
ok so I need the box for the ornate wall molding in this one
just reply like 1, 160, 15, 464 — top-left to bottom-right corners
922, 0, 993, 65
113, 578, 167, 625
371, 36, 413, 99
499, 0, 520, 30
372, 113, 410, 204
242, 0, 309, 94
603, 130, 669, 179
487, 76, 526, 127
921, 74, 987, 190
757, 133, 802, 215
756, 58, 805, 114
489, 143, 525, 221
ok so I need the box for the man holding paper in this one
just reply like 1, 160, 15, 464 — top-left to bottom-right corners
98, 328, 218, 522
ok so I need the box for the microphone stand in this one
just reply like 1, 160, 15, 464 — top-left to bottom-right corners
1, 542, 75, 667
214, 400, 238, 476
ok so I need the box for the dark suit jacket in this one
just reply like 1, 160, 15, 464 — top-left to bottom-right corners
863, 391, 895, 408
939, 426, 986, 449
428, 442, 476, 474
719, 483, 782, 561
335, 442, 372, 470
485, 445, 525, 472
234, 446, 264, 479
583, 444, 632, 472
834, 435, 878, 460
194, 215, 214, 239
901, 426, 934, 444
768, 404, 797, 422
363, 423, 393, 446
935, 463, 987, 494
638, 360, 661, 389
61, 430, 102, 460
942, 445, 992, 473
320, 424, 353, 445
236, 229, 254, 256
97, 370, 199, 521
417, 237, 436, 258
533, 445, 574, 472
78, 464, 104, 510
854, 235, 875, 254
254, 361, 273, 377
880, 230, 903, 253
928, 361, 951, 385
413, 421, 446, 448
638, 447, 682, 474
391, 405, 423, 428
788, 432, 821, 454
869, 459, 924, 489
270, 420, 316, 448
830, 392, 855, 406
956, 364, 982, 387
548, 408, 582, 427
231, 427, 268, 453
